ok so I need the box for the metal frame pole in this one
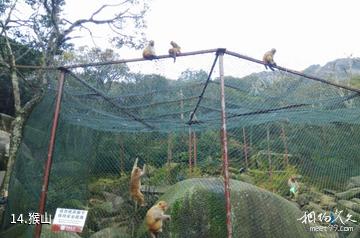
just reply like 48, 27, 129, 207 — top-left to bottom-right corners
193, 131, 197, 167
281, 125, 289, 167
242, 127, 249, 169
218, 49, 232, 238
188, 126, 193, 176
35, 70, 66, 238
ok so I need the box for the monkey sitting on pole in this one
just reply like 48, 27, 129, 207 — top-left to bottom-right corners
143, 40, 158, 60
263, 48, 277, 71
168, 41, 181, 63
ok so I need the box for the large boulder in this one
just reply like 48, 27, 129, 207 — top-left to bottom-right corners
89, 227, 130, 238
136, 178, 337, 238
0, 224, 82, 238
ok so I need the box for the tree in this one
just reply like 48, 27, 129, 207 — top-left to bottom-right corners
0, 0, 149, 201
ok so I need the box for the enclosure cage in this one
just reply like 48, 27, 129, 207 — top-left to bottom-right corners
2, 48, 360, 238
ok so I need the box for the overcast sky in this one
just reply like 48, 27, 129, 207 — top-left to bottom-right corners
65, 0, 360, 79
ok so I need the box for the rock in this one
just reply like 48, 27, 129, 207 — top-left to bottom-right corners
136, 178, 320, 238
323, 189, 337, 196
337, 200, 360, 213
92, 202, 114, 215
0, 224, 83, 238
89, 227, 130, 238
346, 176, 360, 189
335, 187, 360, 200
309, 190, 323, 203
102, 192, 124, 213
297, 193, 311, 207
346, 209, 360, 221
238, 174, 254, 184
319, 195, 336, 208
0, 224, 29, 238
59, 199, 86, 210
308, 223, 339, 238
0, 130, 10, 169
303, 202, 324, 215
347, 225, 360, 238
0, 113, 14, 132
351, 198, 360, 205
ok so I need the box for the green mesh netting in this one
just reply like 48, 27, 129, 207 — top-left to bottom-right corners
2, 52, 360, 238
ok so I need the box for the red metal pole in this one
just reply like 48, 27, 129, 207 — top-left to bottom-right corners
218, 50, 232, 238
188, 126, 192, 176
193, 131, 197, 167
242, 127, 249, 169
35, 70, 65, 238
281, 125, 289, 167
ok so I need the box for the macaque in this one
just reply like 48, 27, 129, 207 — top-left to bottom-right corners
143, 40, 157, 60
288, 175, 300, 200
146, 201, 171, 238
262, 48, 277, 71
130, 158, 146, 206
168, 41, 181, 62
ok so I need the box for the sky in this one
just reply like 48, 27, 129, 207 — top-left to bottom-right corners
64, 0, 360, 79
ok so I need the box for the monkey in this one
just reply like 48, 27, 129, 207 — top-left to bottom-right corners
239, 167, 246, 174
262, 48, 277, 71
146, 200, 171, 238
143, 40, 158, 60
129, 158, 146, 206
168, 41, 181, 62
288, 175, 300, 200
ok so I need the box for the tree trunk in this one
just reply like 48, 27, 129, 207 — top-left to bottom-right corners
2, 93, 43, 197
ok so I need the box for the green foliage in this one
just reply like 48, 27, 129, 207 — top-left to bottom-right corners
350, 75, 360, 88
250, 165, 299, 196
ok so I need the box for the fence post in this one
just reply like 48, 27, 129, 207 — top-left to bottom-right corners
218, 49, 232, 238
35, 69, 66, 238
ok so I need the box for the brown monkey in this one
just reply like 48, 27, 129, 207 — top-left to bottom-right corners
263, 48, 277, 71
130, 158, 146, 206
168, 41, 181, 62
146, 201, 171, 238
143, 40, 157, 60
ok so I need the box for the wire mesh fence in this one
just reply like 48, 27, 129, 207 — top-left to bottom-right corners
2, 49, 360, 238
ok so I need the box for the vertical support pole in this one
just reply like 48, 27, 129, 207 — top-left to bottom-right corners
35, 69, 66, 238
188, 126, 192, 176
180, 89, 184, 121
281, 125, 289, 167
193, 131, 197, 167
218, 49, 232, 238
118, 136, 125, 176
242, 127, 248, 169
266, 126, 273, 182
167, 133, 173, 182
